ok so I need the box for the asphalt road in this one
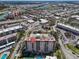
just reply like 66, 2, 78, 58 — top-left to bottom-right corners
58, 35, 79, 59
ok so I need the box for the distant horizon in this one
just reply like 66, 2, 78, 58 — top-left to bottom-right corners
0, 0, 79, 1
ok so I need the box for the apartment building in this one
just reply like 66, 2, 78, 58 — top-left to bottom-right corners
23, 31, 56, 54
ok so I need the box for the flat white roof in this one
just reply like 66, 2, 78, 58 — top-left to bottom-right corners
77, 41, 79, 44
40, 19, 48, 23
71, 15, 79, 18
58, 23, 79, 32
22, 16, 28, 19
76, 18, 79, 20
27, 19, 34, 23
45, 56, 57, 59
0, 25, 22, 34
55, 16, 60, 19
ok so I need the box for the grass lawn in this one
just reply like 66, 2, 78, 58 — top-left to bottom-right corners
67, 44, 79, 54
54, 49, 65, 59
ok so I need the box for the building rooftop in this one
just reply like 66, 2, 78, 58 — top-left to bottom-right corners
0, 25, 22, 34
25, 32, 55, 42
57, 23, 79, 35
0, 33, 16, 41
27, 19, 34, 23
40, 19, 48, 23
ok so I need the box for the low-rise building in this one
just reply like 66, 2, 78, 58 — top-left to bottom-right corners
39, 19, 48, 24
0, 25, 23, 53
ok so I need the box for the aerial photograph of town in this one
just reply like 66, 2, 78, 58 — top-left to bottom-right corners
0, 0, 79, 59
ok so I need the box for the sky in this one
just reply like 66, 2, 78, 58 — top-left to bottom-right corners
0, 0, 78, 1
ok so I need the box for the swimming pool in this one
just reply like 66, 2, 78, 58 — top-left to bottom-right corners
1, 52, 10, 59
36, 56, 43, 59
1, 54, 8, 59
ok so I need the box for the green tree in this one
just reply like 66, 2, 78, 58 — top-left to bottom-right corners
17, 30, 26, 42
